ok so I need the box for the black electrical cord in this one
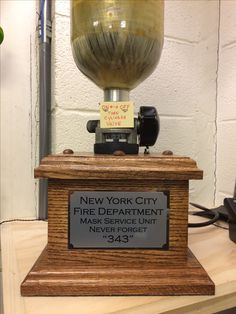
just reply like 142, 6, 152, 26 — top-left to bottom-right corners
188, 202, 220, 228
0, 218, 47, 225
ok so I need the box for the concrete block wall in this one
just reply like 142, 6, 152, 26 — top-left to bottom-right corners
1, 0, 235, 219
0, 0, 38, 220
53, 0, 219, 206
216, 0, 236, 204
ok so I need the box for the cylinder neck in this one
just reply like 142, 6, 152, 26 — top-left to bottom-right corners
104, 89, 130, 102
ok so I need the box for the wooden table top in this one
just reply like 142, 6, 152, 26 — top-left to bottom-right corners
1, 219, 236, 314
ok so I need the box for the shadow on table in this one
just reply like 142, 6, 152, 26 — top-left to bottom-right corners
216, 308, 236, 314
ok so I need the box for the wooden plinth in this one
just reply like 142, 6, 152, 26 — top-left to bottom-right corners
21, 246, 214, 296
21, 153, 214, 296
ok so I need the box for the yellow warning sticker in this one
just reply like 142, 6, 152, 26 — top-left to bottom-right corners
99, 101, 134, 128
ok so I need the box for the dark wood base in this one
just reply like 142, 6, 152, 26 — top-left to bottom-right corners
21, 246, 214, 296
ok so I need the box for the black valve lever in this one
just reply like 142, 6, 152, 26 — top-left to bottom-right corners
138, 106, 159, 147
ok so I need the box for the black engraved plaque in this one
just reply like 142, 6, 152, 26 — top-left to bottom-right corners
69, 191, 169, 249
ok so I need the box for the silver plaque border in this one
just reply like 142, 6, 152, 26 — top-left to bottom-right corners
68, 190, 170, 250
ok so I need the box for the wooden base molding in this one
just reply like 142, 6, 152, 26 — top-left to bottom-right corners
21, 246, 214, 296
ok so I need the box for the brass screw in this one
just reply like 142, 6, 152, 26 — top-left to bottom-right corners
113, 150, 126, 156
162, 150, 173, 156
63, 149, 74, 155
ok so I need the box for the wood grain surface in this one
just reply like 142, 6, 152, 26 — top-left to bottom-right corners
34, 153, 203, 180
20, 153, 208, 296
47, 179, 189, 265
21, 246, 214, 296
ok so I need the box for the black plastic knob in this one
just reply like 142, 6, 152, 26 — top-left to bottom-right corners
138, 106, 159, 147
87, 120, 99, 133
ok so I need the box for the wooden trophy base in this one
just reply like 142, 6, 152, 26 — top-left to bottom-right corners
21, 153, 215, 296
21, 245, 214, 296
